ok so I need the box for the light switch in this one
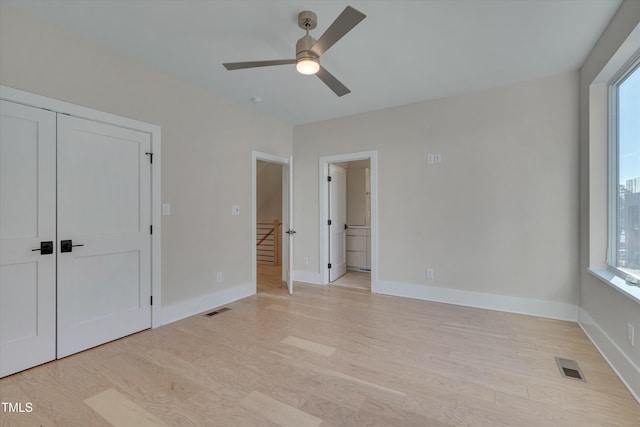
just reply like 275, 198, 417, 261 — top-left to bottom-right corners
434, 154, 442, 164
162, 203, 171, 216
427, 154, 435, 165
231, 205, 240, 216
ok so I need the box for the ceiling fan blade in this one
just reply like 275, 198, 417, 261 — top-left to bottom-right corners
311, 6, 366, 57
223, 59, 295, 70
316, 66, 351, 97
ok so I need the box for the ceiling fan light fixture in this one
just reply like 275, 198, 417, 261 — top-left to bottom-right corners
296, 57, 320, 75
222, 6, 366, 96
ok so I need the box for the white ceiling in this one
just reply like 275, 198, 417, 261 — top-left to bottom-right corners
7, 0, 621, 125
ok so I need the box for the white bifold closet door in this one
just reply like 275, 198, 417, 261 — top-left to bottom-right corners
0, 101, 152, 377
56, 115, 152, 358
0, 101, 57, 377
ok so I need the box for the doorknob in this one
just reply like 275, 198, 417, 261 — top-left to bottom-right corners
61, 240, 84, 253
31, 241, 53, 255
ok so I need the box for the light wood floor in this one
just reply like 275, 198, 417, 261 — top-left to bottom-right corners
332, 271, 371, 290
257, 264, 287, 293
1, 278, 639, 426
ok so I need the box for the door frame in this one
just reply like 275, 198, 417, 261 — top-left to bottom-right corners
251, 151, 291, 292
0, 85, 163, 328
319, 151, 378, 290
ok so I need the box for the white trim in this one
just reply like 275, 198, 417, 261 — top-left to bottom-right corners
319, 151, 378, 288
374, 279, 579, 321
161, 283, 254, 325
606, 57, 640, 283
579, 307, 640, 403
251, 151, 290, 293
589, 268, 640, 304
0, 86, 158, 133
0, 86, 163, 328
292, 270, 324, 285
607, 77, 618, 271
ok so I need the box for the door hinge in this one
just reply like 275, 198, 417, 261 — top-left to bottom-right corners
328, 219, 332, 225
150, 225, 153, 234
327, 176, 332, 182
328, 263, 332, 269
145, 152, 153, 164
150, 295, 153, 306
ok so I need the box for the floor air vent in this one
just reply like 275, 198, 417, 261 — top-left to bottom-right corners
204, 307, 231, 317
555, 357, 586, 382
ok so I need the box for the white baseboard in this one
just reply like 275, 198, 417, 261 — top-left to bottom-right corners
161, 283, 254, 325
293, 270, 324, 285
578, 308, 640, 403
373, 279, 579, 321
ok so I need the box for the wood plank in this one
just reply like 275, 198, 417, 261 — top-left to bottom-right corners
281, 336, 337, 356
240, 391, 323, 427
84, 388, 167, 427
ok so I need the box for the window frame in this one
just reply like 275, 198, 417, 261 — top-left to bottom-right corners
608, 55, 640, 283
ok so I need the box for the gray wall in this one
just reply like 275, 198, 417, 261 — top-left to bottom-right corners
257, 161, 283, 222
578, 0, 640, 400
346, 161, 370, 226
294, 72, 580, 312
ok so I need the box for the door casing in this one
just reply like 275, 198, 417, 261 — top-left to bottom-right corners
319, 151, 378, 289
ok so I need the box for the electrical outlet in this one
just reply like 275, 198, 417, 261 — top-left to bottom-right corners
427, 154, 435, 165
231, 205, 240, 216
303, 257, 309, 266
216, 272, 223, 283
628, 323, 635, 347
426, 268, 434, 280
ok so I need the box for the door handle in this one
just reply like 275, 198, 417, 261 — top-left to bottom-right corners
61, 240, 84, 253
285, 229, 297, 235
31, 241, 54, 255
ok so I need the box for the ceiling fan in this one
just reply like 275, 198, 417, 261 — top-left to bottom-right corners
223, 6, 366, 97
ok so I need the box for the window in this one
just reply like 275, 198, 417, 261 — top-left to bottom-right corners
610, 58, 640, 281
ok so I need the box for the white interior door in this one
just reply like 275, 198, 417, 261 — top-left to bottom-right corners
329, 164, 347, 282
56, 115, 152, 358
0, 101, 57, 377
286, 156, 294, 294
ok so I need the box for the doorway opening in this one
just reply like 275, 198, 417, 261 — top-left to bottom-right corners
256, 160, 284, 293
252, 152, 293, 295
320, 151, 377, 292
330, 160, 371, 289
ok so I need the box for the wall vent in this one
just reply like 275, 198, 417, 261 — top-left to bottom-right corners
555, 357, 586, 382
204, 307, 231, 317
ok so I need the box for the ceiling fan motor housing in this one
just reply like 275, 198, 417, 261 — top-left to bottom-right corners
296, 34, 318, 61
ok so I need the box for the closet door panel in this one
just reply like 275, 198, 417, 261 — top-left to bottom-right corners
0, 100, 56, 377
57, 115, 151, 358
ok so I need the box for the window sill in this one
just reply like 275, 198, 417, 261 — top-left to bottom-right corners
588, 268, 640, 304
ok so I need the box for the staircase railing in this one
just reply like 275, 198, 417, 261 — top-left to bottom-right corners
257, 220, 282, 265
